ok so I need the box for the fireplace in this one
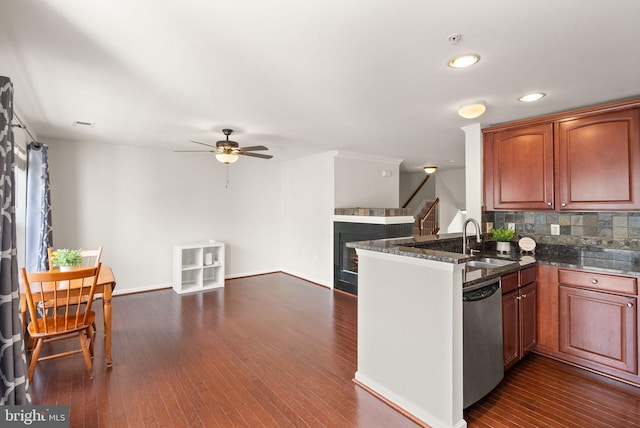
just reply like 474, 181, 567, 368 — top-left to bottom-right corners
334, 220, 413, 295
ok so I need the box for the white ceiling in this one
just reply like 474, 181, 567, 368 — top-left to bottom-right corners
2, 0, 640, 171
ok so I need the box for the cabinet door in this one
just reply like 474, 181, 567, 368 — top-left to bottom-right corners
535, 265, 559, 353
559, 286, 637, 374
558, 108, 640, 210
502, 290, 520, 370
520, 282, 537, 355
489, 123, 554, 210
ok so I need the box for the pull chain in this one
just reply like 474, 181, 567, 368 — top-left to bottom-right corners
225, 164, 230, 189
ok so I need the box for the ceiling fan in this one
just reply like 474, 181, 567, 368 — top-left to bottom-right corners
176, 129, 273, 164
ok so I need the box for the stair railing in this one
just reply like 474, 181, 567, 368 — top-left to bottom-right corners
402, 174, 431, 208
419, 198, 440, 235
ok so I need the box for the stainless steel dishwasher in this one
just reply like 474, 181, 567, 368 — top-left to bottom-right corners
463, 277, 504, 408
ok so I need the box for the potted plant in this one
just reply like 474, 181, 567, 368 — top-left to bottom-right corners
492, 227, 516, 253
50, 248, 83, 271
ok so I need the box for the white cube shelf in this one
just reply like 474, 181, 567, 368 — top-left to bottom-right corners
173, 242, 225, 294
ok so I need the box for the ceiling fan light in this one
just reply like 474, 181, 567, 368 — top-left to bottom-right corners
458, 102, 486, 119
216, 153, 239, 164
423, 166, 437, 174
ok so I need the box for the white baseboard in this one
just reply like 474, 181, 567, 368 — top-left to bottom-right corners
112, 270, 332, 296
279, 269, 332, 288
112, 282, 172, 296
225, 269, 279, 279
224, 268, 332, 289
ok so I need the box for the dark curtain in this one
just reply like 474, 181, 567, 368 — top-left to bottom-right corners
0, 76, 30, 404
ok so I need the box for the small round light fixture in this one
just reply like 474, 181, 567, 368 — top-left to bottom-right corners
518, 92, 546, 102
423, 166, 437, 174
458, 101, 487, 119
448, 54, 480, 69
215, 153, 239, 164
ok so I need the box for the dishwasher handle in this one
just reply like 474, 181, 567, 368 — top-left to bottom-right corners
463, 281, 500, 302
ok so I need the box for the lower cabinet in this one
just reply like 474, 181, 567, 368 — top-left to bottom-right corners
520, 283, 537, 355
502, 267, 537, 371
559, 285, 637, 375
535, 265, 640, 385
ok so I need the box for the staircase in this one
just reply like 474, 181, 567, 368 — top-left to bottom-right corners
402, 174, 440, 236
413, 198, 440, 236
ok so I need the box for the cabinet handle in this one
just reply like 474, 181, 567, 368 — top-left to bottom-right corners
561, 203, 567, 207
515, 296, 521, 300
547, 202, 552, 206
591, 279, 598, 284
627, 302, 634, 308
521, 294, 527, 298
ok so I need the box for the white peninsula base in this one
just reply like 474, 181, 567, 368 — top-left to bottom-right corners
354, 249, 466, 428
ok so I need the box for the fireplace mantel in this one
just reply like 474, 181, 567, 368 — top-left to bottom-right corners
333, 207, 414, 225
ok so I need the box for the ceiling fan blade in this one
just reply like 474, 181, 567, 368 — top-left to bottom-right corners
238, 152, 273, 159
174, 150, 216, 153
191, 140, 217, 149
238, 145, 269, 151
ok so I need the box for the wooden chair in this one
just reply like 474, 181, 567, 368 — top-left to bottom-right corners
47, 246, 103, 330
21, 264, 102, 382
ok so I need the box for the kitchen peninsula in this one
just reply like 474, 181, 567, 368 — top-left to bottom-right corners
349, 234, 471, 428
349, 233, 640, 428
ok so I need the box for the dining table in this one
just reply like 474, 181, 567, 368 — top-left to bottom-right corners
20, 265, 117, 367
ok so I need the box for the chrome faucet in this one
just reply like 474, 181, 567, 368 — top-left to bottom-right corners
462, 218, 482, 255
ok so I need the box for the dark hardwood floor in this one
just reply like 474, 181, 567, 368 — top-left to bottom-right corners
465, 353, 640, 427
28, 273, 640, 427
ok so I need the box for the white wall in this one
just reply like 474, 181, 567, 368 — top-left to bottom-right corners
462, 124, 483, 222
43, 139, 408, 293
46, 138, 282, 294
437, 169, 465, 211
280, 152, 335, 286
436, 168, 466, 233
399, 171, 436, 213
334, 151, 401, 209
280, 150, 403, 288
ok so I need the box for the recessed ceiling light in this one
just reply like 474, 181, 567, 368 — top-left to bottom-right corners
448, 54, 480, 69
518, 92, 545, 102
458, 101, 487, 119
73, 120, 95, 128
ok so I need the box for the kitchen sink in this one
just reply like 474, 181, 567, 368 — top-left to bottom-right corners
466, 257, 517, 269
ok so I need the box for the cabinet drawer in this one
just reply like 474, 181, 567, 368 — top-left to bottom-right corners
519, 266, 536, 286
558, 269, 637, 296
502, 272, 519, 294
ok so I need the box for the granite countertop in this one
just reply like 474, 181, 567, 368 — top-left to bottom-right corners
346, 233, 473, 263
347, 234, 640, 287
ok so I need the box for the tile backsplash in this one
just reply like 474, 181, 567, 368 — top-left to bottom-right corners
484, 211, 640, 250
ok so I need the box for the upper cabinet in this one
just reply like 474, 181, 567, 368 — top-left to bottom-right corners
484, 123, 554, 210
483, 99, 640, 211
558, 109, 640, 210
